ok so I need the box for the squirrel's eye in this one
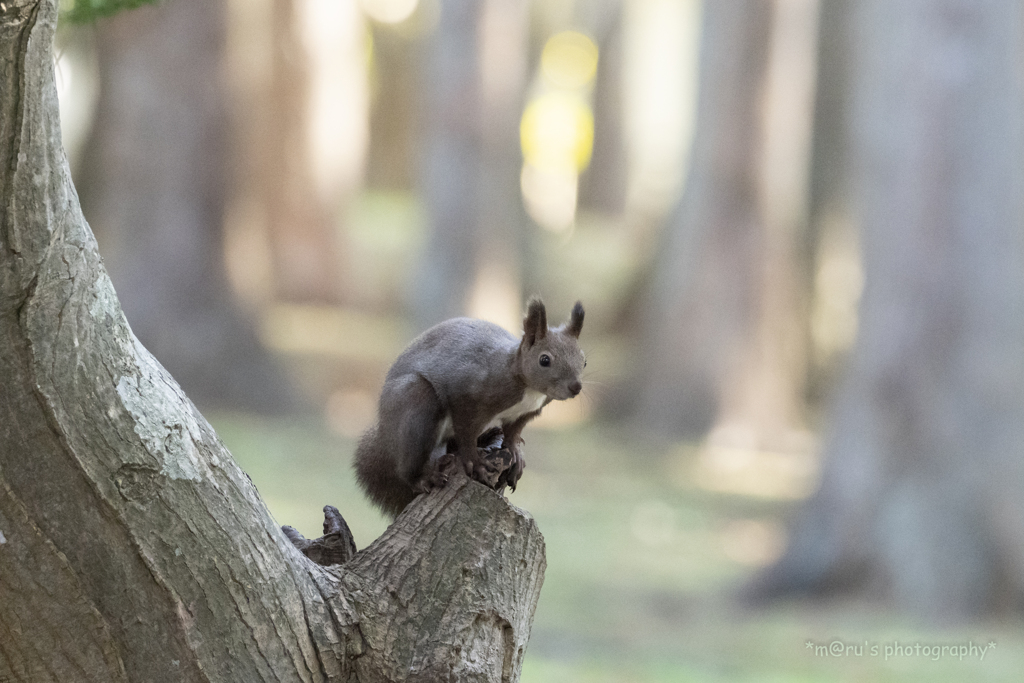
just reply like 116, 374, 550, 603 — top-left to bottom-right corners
539, 354, 551, 367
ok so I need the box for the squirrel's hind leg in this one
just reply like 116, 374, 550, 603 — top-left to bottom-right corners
382, 374, 447, 496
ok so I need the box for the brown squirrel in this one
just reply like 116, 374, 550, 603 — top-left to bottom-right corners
354, 298, 585, 518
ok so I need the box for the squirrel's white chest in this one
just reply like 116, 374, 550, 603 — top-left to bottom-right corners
434, 389, 547, 448
488, 388, 547, 429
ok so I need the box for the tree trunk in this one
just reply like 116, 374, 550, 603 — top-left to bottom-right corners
577, 1, 628, 216
411, 0, 484, 329
626, 0, 779, 436
225, 0, 363, 305
624, 0, 815, 457
804, 0, 857, 407
76, 0, 293, 413
469, 0, 529, 330
707, 0, 817, 457
365, 24, 418, 192
752, 0, 1024, 619
0, 3, 544, 679
412, 0, 529, 331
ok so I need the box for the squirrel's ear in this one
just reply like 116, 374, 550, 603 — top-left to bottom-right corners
565, 301, 584, 338
523, 298, 548, 346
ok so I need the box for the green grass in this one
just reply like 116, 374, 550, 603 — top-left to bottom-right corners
209, 411, 389, 549
210, 412, 1024, 682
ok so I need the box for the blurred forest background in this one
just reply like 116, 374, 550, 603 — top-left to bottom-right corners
55, 0, 1024, 679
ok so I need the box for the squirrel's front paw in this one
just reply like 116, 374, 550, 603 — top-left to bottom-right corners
492, 447, 524, 493
498, 448, 525, 492
465, 449, 509, 489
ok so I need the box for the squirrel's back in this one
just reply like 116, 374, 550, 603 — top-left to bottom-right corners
391, 317, 517, 375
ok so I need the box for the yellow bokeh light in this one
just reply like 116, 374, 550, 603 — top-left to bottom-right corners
520, 92, 595, 173
541, 31, 599, 90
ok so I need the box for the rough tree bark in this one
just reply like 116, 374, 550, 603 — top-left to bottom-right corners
752, 0, 1024, 619
0, 2, 545, 680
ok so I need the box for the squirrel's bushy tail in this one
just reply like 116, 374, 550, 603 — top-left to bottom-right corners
354, 426, 415, 519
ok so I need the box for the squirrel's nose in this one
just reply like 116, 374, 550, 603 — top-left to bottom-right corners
568, 381, 582, 397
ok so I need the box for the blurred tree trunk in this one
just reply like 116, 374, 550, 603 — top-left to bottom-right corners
412, 0, 483, 328
470, 0, 530, 330
225, 0, 364, 305
754, 0, 1024, 619
413, 0, 529, 330
365, 25, 418, 191
624, 0, 815, 455
709, 0, 817, 456
577, 1, 628, 216
627, 0, 793, 438
0, 6, 544, 679
804, 0, 857, 407
77, 0, 293, 412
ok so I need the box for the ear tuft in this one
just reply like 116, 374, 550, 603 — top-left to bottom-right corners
565, 301, 584, 338
523, 297, 548, 346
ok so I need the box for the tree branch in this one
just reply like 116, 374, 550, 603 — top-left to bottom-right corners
0, 2, 544, 680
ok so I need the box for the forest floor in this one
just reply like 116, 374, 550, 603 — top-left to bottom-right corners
211, 412, 1024, 683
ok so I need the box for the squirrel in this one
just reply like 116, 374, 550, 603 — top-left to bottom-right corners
354, 298, 585, 518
